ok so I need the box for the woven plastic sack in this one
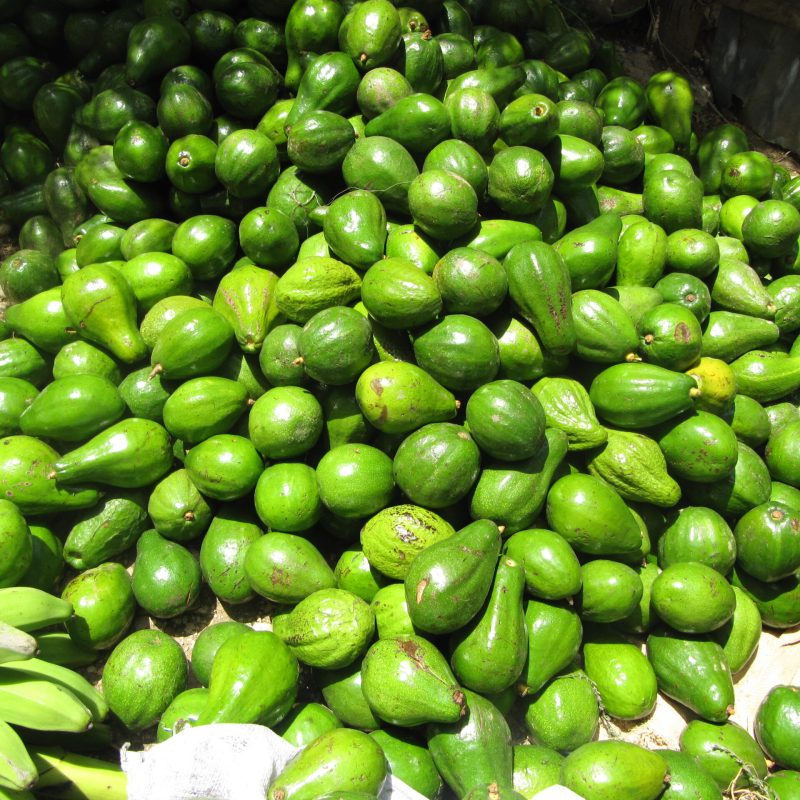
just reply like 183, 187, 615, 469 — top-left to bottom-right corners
122, 723, 427, 800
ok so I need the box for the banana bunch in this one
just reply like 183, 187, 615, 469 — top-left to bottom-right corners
0, 588, 126, 798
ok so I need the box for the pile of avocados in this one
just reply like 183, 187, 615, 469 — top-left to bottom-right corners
0, 0, 798, 798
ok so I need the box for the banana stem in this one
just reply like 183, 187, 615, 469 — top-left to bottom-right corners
27, 748, 127, 800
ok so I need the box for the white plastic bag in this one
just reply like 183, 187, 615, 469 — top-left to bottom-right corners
122, 723, 427, 800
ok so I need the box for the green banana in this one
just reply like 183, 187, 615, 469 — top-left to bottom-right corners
29, 748, 127, 800
0, 671, 91, 733
0, 719, 37, 792
0, 624, 37, 665
0, 660, 107, 723
0, 786, 34, 799
34, 634, 97, 669
0, 589, 73, 633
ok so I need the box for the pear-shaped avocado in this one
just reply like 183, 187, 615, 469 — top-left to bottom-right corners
531, 376, 607, 451
561, 741, 668, 800
0, 498, 32, 588
52, 340, 122, 385
131, 530, 202, 619
587, 429, 681, 508
393, 423, 481, 509
184, 434, 263, 501
244, 533, 336, 604
733, 500, 800, 582
197, 629, 299, 727
117, 366, 171, 422
647, 626, 734, 722
657, 506, 736, 574
701, 311, 780, 363
0, 377, 38, 437
583, 625, 658, 721
126, 17, 191, 86
342, 0, 402, 70
427, 689, 514, 799
63, 490, 149, 570
0, 436, 99, 515
298, 305, 375, 385
150, 306, 234, 380
361, 256, 442, 330
465, 379, 546, 462
61, 263, 147, 364
470, 428, 567, 534
62, 562, 135, 650
272, 588, 375, 669
369, 728, 444, 800
317, 662, 382, 730
343, 138, 420, 216
545, 474, 643, 556
404, 519, 502, 634
355, 361, 458, 434
412, 314, 500, 392
360, 504, 455, 580
450, 557, 528, 694
651, 562, 735, 633
274, 701, 342, 749
254, 462, 323, 533
199, 507, 263, 605
710, 257, 775, 319
553, 214, 621, 290
680, 720, 768, 791
503, 529, 582, 601
4, 287, 77, 354
161, 376, 249, 445
52, 419, 173, 489
323, 189, 388, 270
518, 599, 582, 695
571, 290, 640, 363
503, 240, 576, 357
267, 728, 387, 800
120, 252, 194, 312
361, 634, 466, 725
364, 93, 450, 154
212, 264, 280, 353
19, 374, 125, 442
523, 669, 599, 753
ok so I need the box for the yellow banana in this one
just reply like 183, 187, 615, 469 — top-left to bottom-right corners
0, 625, 36, 666
0, 720, 36, 792
0, 660, 107, 723
29, 748, 127, 800
0, 589, 72, 633
0, 671, 91, 733
33, 634, 97, 669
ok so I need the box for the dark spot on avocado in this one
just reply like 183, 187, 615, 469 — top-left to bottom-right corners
398, 638, 422, 660
270, 568, 291, 587
674, 322, 691, 342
